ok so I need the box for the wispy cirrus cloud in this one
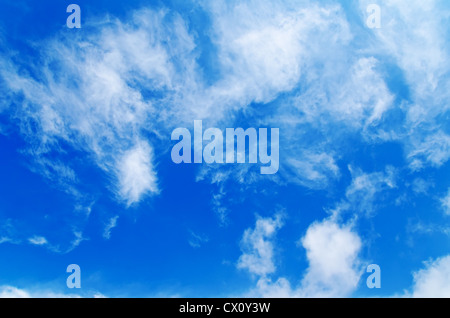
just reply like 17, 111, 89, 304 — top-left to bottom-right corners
0, 9, 192, 205
441, 189, 450, 216
28, 235, 48, 246
0, 0, 450, 296
103, 216, 119, 240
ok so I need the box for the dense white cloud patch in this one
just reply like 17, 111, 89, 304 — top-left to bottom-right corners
411, 255, 450, 298
204, 0, 349, 104
239, 215, 362, 297
298, 219, 362, 297
117, 142, 158, 206
237, 214, 283, 276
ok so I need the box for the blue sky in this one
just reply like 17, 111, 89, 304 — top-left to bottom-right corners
0, 0, 450, 298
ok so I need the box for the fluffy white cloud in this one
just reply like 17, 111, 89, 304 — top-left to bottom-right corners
298, 219, 362, 297
237, 214, 283, 276
117, 142, 158, 206
411, 255, 450, 298
240, 216, 362, 298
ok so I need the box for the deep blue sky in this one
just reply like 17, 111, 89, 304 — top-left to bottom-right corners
0, 0, 449, 297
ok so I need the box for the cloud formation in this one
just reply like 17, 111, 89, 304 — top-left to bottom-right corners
239, 215, 362, 297
237, 214, 283, 276
411, 255, 450, 298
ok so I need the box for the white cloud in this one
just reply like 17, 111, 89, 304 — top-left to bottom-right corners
0, 286, 30, 298
0, 285, 104, 298
408, 132, 450, 170
440, 189, 450, 216
326, 57, 394, 128
411, 178, 434, 195
0, 0, 449, 274
336, 166, 397, 216
25, 231, 86, 253
28, 236, 48, 246
411, 255, 450, 298
67, 231, 87, 252
197, 1, 379, 191
117, 142, 158, 206
188, 230, 209, 248
251, 277, 295, 298
0, 1, 411, 199
237, 214, 283, 276
265, 56, 393, 190
0, 237, 12, 244
205, 0, 343, 105
0, 0, 448, 197
286, 152, 340, 189
298, 219, 362, 297
359, 0, 450, 97
239, 215, 362, 298
0, 8, 190, 205
103, 216, 119, 240
358, 0, 450, 169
